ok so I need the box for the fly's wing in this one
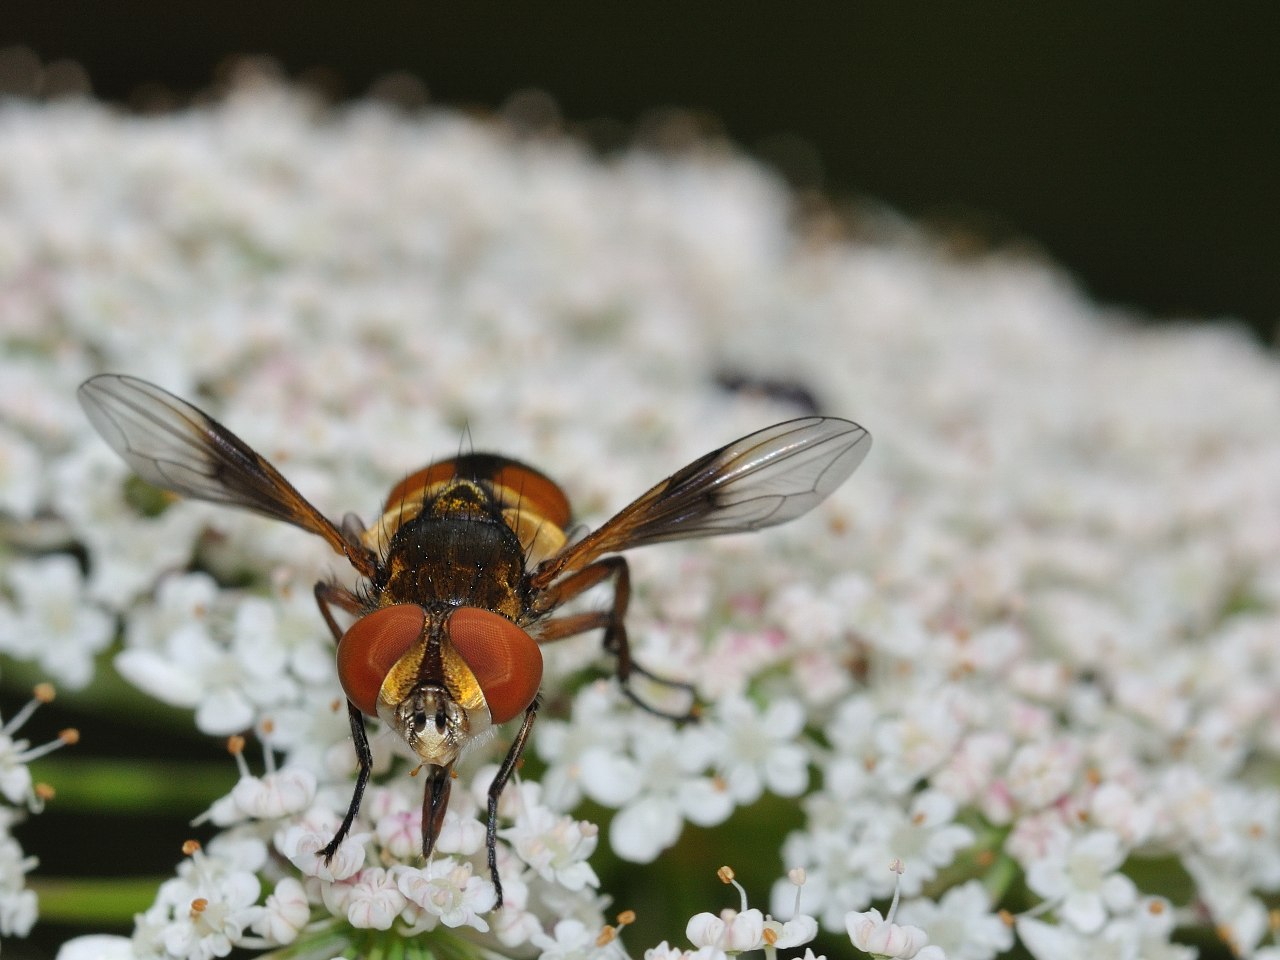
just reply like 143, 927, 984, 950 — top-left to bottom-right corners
78, 374, 376, 577
530, 416, 870, 588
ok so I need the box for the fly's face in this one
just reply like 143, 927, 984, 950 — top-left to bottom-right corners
334, 602, 543, 768
77, 373, 872, 910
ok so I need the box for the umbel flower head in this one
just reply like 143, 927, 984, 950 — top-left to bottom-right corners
0, 67, 1277, 960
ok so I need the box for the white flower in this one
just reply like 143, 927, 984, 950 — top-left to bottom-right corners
530, 917, 606, 960
580, 716, 732, 863
395, 857, 496, 931
0, 831, 39, 937
0, 424, 41, 518
55, 935, 136, 960
862, 791, 975, 897
249, 876, 311, 944
151, 862, 261, 960
275, 821, 365, 881
709, 694, 810, 803
845, 907, 936, 959
686, 908, 765, 952
346, 867, 406, 930
896, 881, 1012, 960
115, 593, 291, 735
229, 767, 317, 821
0, 554, 113, 689
503, 801, 600, 891
1025, 829, 1136, 934
1004, 739, 1083, 812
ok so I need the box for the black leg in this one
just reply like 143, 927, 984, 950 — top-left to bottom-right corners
486, 700, 540, 908
533, 558, 697, 722
320, 700, 374, 862
313, 580, 375, 863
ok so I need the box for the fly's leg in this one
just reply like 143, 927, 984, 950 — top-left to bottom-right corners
486, 699, 539, 908
533, 557, 698, 722
314, 580, 374, 862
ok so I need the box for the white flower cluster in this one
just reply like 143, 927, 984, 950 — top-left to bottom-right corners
0, 687, 74, 940
1, 75, 1279, 959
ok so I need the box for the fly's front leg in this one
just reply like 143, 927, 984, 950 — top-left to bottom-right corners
314, 580, 374, 863
533, 558, 697, 721
486, 699, 539, 909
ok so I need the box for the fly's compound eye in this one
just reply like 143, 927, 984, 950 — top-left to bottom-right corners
447, 607, 542, 724
336, 604, 426, 716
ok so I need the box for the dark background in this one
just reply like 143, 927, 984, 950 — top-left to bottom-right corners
4, 2, 1279, 342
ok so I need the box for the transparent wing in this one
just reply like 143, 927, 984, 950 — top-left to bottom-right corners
78, 374, 375, 576
532, 416, 870, 587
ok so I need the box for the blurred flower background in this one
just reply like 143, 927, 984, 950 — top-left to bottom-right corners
1, 11, 1279, 960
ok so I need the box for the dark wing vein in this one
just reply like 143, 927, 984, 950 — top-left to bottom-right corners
78, 374, 370, 571
533, 417, 871, 585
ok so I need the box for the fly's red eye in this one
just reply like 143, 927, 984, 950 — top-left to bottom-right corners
447, 607, 542, 724
336, 604, 426, 716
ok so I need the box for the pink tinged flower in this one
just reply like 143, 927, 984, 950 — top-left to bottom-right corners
686, 908, 765, 952
932, 731, 1012, 808
504, 804, 600, 890
230, 767, 316, 820
374, 807, 420, 859
395, 858, 496, 931
1025, 829, 1135, 935
1004, 739, 1083, 811
250, 877, 311, 944
844, 907, 933, 958
276, 823, 365, 881
435, 808, 487, 856
346, 867, 406, 930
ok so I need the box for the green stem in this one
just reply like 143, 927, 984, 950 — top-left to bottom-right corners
28, 756, 235, 813
31, 876, 164, 925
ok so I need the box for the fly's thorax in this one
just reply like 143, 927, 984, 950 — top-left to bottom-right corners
361, 462, 571, 568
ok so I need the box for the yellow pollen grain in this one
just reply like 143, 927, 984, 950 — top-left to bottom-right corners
596, 926, 617, 947
190, 898, 207, 916
182, 839, 201, 856
34, 683, 56, 703
998, 910, 1014, 928
34, 783, 55, 801
616, 910, 636, 926
58, 728, 80, 745
763, 929, 778, 946
717, 865, 735, 884
227, 735, 245, 755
